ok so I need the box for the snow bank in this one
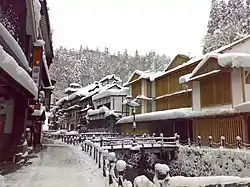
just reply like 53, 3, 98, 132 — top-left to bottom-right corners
169, 146, 250, 177
0, 45, 38, 96
116, 160, 127, 172
168, 175, 250, 187
0, 175, 4, 186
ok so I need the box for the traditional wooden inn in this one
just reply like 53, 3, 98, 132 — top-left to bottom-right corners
117, 35, 250, 143
87, 83, 129, 132
0, 0, 54, 161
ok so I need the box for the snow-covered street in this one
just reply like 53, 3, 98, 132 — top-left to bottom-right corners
2, 142, 105, 187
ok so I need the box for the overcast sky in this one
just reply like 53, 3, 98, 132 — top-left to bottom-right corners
47, 0, 211, 59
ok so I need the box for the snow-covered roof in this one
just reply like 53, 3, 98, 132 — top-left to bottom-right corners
69, 82, 81, 87
68, 83, 100, 101
99, 74, 122, 83
92, 86, 129, 101
56, 96, 68, 106
64, 87, 79, 94
87, 106, 118, 118
181, 53, 250, 83
31, 105, 46, 116
116, 107, 238, 124
159, 35, 250, 81
0, 23, 32, 72
66, 105, 80, 111
136, 95, 153, 101
164, 54, 190, 72
0, 45, 38, 97
125, 70, 163, 86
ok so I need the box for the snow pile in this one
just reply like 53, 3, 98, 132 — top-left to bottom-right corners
70, 83, 81, 87
0, 175, 4, 186
169, 146, 250, 177
155, 163, 170, 174
0, 45, 38, 96
136, 95, 153, 100
179, 73, 192, 84
167, 175, 250, 187
66, 131, 79, 135
55, 96, 68, 106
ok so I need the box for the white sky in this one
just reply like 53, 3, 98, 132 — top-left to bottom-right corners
47, 0, 211, 59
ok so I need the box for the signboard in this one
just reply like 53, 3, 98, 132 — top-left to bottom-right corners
32, 47, 42, 100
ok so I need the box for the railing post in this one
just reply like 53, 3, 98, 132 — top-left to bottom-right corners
208, 136, 213, 148
220, 136, 225, 149
93, 146, 96, 160
96, 149, 98, 163
102, 150, 108, 177
98, 151, 102, 168
188, 138, 191, 147
90, 145, 92, 156
197, 136, 201, 148
236, 136, 242, 149
100, 136, 103, 147
121, 139, 124, 154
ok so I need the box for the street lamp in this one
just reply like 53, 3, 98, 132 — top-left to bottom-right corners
123, 95, 140, 136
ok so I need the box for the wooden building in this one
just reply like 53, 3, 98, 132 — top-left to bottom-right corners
117, 35, 250, 141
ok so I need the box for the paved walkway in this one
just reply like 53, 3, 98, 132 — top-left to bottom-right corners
2, 142, 105, 187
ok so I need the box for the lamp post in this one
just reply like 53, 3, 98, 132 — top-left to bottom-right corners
132, 107, 136, 136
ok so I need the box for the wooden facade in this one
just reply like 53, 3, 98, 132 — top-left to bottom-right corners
200, 72, 232, 108
155, 63, 197, 111
193, 115, 246, 144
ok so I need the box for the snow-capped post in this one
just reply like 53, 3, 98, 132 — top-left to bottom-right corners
208, 136, 213, 148
188, 138, 191, 147
96, 148, 98, 164
102, 150, 109, 177
93, 146, 96, 160
92, 134, 95, 140
160, 133, 164, 145
236, 136, 242, 149
220, 136, 225, 149
197, 136, 201, 148
100, 136, 103, 147
108, 152, 116, 185
98, 150, 102, 168
110, 142, 114, 151
116, 160, 128, 187
153, 163, 170, 186
90, 145, 92, 156
174, 133, 180, 146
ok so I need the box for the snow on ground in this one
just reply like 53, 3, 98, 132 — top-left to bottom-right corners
169, 146, 250, 177
2, 142, 105, 187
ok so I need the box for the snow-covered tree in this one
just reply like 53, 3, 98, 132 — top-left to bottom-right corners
202, 0, 250, 54
49, 47, 171, 97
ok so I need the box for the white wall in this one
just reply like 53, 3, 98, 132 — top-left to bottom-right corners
231, 68, 244, 106
192, 81, 201, 111
245, 84, 250, 101
223, 39, 250, 54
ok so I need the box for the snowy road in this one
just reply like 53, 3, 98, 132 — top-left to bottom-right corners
2, 142, 105, 187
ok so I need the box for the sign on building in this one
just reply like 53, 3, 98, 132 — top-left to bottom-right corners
32, 47, 42, 100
